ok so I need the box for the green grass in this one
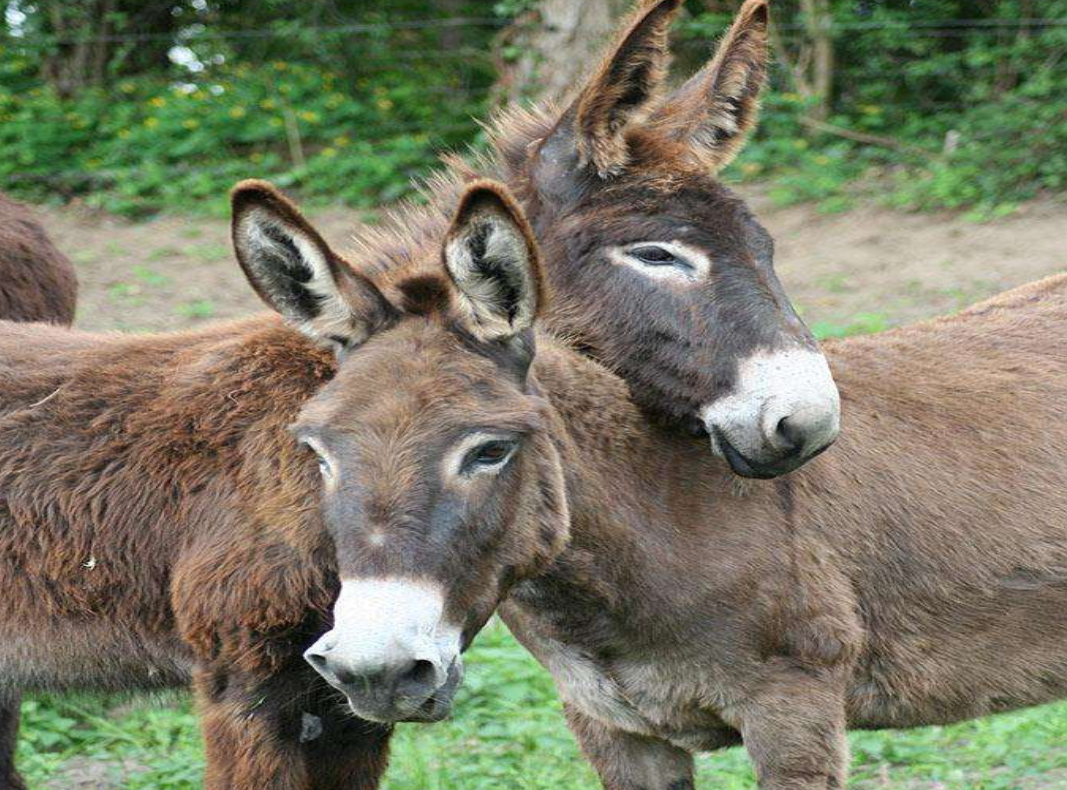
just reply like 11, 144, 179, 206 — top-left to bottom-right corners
16, 621, 1067, 789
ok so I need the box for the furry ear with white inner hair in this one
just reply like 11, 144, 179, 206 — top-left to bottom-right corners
230, 179, 393, 352
443, 180, 543, 343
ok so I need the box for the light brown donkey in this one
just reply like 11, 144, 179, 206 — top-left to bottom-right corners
266, 188, 1067, 787
0, 191, 77, 326
0, 180, 574, 790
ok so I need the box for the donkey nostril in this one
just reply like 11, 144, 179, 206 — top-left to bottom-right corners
775, 415, 805, 455
306, 652, 328, 669
334, 668, 358, 686
397, 659, 438, 695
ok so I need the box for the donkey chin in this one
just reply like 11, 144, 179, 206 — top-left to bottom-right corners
303, 578, 465, 723
701, 347, 842, 479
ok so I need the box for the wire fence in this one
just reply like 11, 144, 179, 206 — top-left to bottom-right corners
2, 15, 1066, 47
2, 11, 1064, 193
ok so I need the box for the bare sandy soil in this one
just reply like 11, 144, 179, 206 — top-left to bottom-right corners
35, 189, 1066, 336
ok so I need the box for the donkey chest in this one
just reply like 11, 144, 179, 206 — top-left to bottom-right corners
530, 633, 729, 750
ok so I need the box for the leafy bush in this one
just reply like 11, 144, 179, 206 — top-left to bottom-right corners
1, 1, 1065, 216
0, 53, 488, 215
681, 1, 1067, 216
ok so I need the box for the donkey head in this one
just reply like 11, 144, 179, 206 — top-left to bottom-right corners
502, 0, 839, 478
232, 180, 569, 724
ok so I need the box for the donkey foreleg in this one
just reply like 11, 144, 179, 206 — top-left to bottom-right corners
303, 703, 392, 790
564, 704, 695, 790
0, 693, 25, 790
194, 666, 394, 790
730, 665, 849, 790
195, 667, 315, 790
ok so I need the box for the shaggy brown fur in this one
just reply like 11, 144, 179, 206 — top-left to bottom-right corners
0, 192, 77, 789
0, 312, 383, 789
0, 191, 77, 325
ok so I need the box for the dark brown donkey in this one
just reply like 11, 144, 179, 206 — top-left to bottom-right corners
268, 190, 1067, 786
0, 190, 77, 790
368, 0, 840, 479
0, 191, 77, 325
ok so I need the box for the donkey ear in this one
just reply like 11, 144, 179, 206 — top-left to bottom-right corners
443, 181, 542, 343
538, 0, 682, 182
648, 0, 769, 172
231, 180, 392, 352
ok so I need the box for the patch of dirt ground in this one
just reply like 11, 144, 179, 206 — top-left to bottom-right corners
35, 189, 1066, 336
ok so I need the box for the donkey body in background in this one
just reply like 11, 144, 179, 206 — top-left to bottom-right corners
0, 191, 77, 326
0, 190, 77, 790
257, 178, 1067, 788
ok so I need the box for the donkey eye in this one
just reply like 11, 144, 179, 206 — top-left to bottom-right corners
464, 440, 518, 472
631, 245, 682, 266
301, 440, 333, 480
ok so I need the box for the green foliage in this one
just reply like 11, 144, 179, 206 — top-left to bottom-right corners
681, 0, 1067, 215
1, 1, 1065, 214
0, 0, 495, 215
17, 623, 1067, 789
811, 312, 891, 339
0, 56, 487, 216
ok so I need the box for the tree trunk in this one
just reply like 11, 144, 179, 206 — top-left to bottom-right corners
38, 0, 115, 98
800, 0, 834, 122
769, 0, 834, 123
494, 0, 631, 105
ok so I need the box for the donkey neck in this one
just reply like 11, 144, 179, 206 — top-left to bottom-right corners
522, 338, 792, 642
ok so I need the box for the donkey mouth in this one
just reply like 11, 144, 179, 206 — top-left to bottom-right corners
711, 425, 822, 480
382, 658, 464, 724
